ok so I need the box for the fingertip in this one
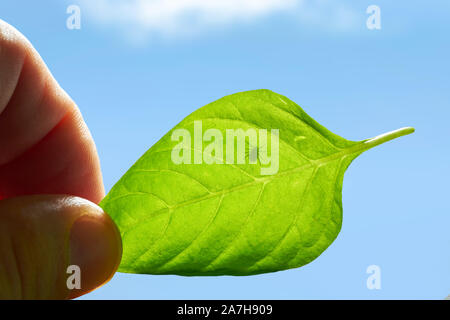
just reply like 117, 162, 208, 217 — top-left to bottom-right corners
68, 207, 122, 299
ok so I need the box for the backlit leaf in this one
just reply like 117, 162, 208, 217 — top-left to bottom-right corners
100, 89, 414, 276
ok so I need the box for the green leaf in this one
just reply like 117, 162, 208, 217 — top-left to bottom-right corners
100, 89, 414, 276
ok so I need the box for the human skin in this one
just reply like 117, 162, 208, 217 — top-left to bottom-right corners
0, 20, 122, 299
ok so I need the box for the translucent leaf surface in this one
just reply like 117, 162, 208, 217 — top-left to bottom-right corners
101, 90, 414, 276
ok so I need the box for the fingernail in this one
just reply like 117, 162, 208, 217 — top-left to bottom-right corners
69, 214, 122, 299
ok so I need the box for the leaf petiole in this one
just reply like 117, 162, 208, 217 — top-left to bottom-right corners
360, 127, 415, 152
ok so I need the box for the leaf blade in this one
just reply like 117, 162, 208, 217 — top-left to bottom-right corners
101, 89, 414, 276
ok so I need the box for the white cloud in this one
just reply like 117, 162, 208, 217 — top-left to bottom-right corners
76, 0, 360, 41
296, 0, 360, 32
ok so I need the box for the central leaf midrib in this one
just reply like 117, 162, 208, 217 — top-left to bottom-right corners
114, 141, 362, 224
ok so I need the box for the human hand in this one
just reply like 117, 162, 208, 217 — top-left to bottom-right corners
0, 20, 122, 299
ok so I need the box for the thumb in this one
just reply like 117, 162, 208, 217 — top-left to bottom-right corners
0, 195, 122, 300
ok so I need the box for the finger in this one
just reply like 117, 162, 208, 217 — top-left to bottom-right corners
0, 195, 122, 300
0, 20, 104, 203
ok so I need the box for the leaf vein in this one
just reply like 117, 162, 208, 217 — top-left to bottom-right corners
246, 166, 319, 270
286, 157, 344, 266
130, 168, 213, 194
156, 194, 225, 270
203, 182, 266, 270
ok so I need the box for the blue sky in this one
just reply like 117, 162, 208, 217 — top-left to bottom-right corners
0, 0, 449, 299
